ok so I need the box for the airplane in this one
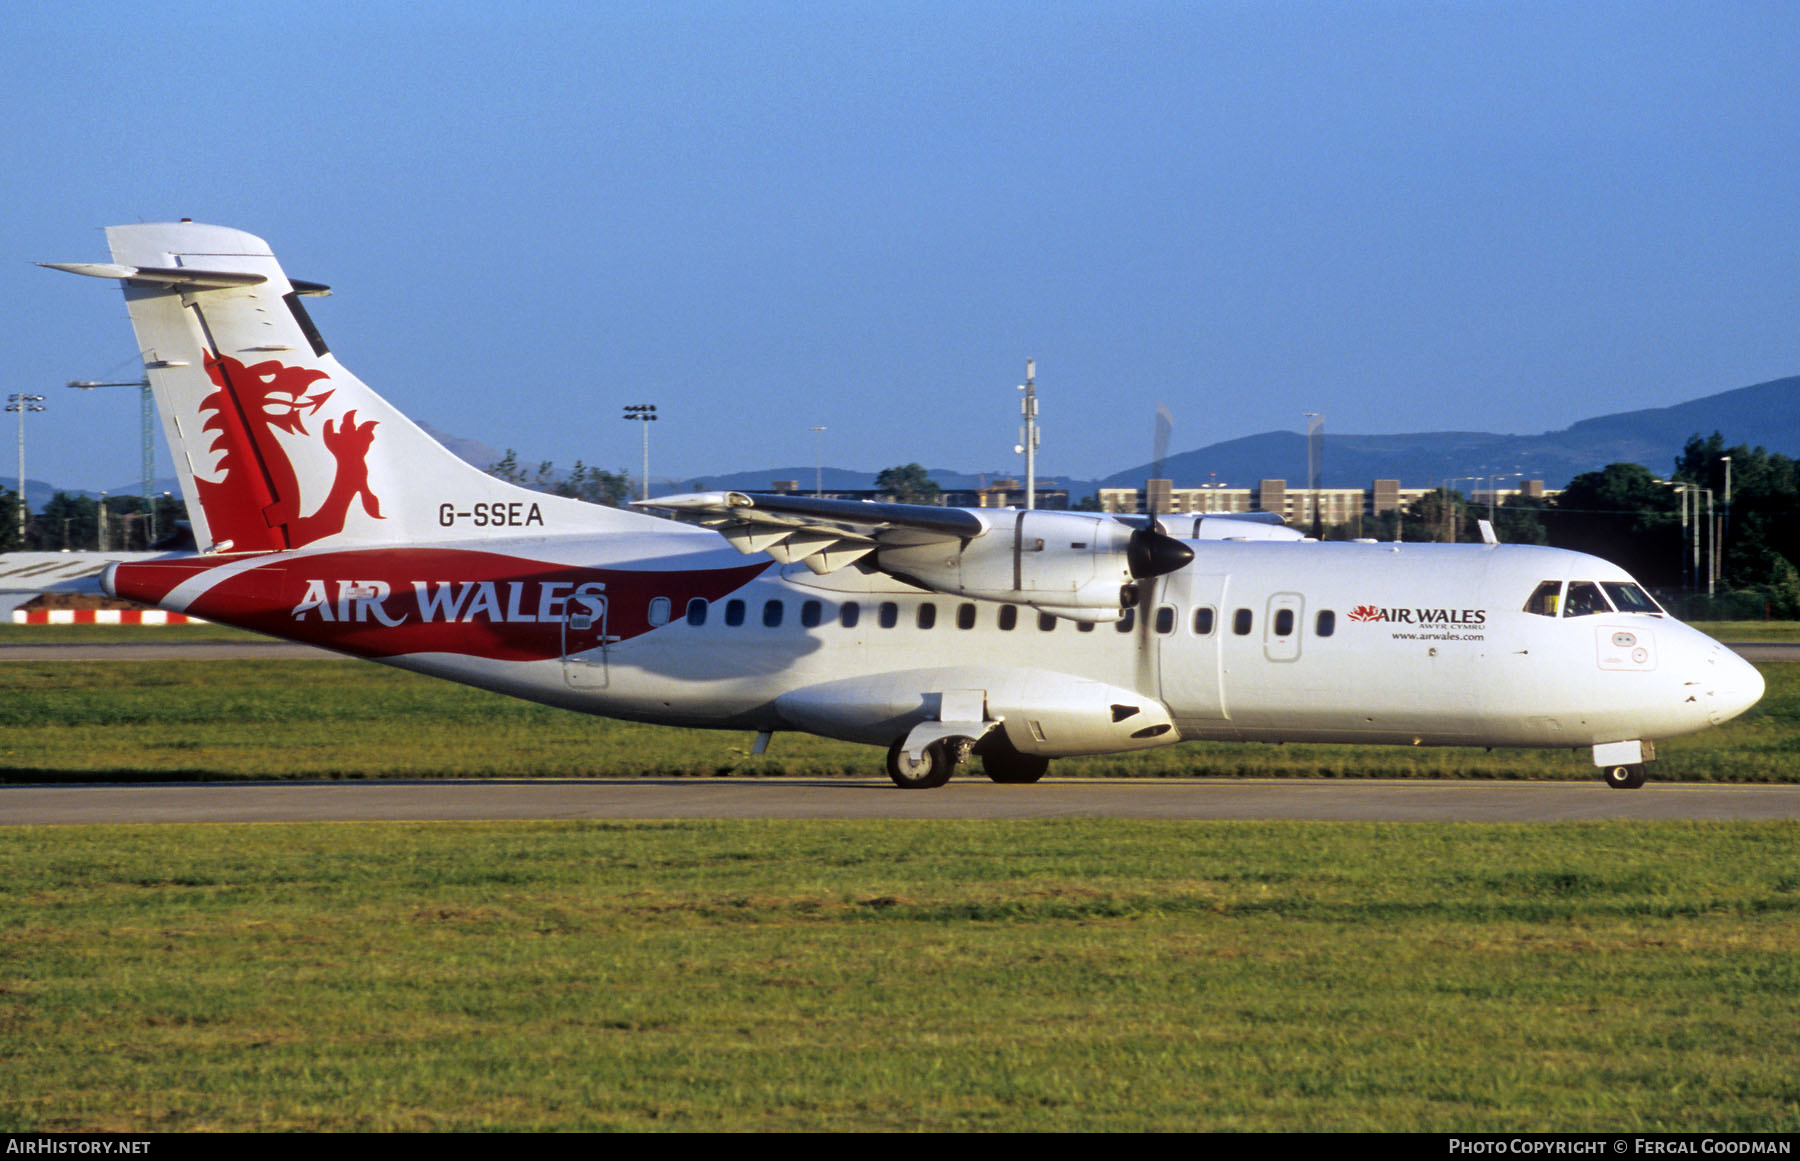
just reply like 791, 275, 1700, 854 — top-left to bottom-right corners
23, 220, 1764, 790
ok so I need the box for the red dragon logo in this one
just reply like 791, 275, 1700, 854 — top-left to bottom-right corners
194, 351, 384, 551
1347, 605, 1383, 623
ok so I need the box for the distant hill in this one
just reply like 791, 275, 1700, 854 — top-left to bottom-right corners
35, 376, 1798, 504
1099, 375, 1800, 491
418, 422, 503, 473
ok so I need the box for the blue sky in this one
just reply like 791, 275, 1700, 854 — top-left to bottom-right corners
7, 1, 1799, 494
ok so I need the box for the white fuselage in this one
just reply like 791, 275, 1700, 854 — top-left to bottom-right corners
366, 533, 1763, 759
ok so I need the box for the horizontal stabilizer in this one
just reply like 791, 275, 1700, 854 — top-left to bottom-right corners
0, 552, 169, 595
39, 262, 268, 290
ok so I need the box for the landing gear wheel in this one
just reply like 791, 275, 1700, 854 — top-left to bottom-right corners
983, 752, 1049, 784
1603, 763, 1648, 790
887, 739, 954, 790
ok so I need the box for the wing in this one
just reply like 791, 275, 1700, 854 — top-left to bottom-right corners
639, 491, 979, 571
637, 491, 1193, 620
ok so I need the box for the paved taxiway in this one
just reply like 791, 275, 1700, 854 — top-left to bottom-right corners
7, 638, 1793, 824
3, 777, 1797, 825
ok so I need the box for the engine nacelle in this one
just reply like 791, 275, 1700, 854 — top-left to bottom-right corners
775, 666, 1182, 756
874, 510, 1191, 619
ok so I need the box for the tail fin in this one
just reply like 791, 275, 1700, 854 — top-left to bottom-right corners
45, 222, 661, 554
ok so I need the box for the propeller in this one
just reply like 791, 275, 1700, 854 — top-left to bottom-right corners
1132, 404, 1190, 696
1127, 527, 1194, 579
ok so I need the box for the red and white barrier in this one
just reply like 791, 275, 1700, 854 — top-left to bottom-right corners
11, 608, 199, 625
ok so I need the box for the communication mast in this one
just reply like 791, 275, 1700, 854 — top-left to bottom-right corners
1014, 359, 1039, 509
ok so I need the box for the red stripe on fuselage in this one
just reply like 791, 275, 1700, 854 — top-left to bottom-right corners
109, 548, 770, 660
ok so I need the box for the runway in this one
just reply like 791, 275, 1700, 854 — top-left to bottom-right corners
6, 637, 1793, 824
3, 777, 1796, 825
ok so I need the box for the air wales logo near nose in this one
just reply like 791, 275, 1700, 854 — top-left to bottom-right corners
1348, 605, 1487, 625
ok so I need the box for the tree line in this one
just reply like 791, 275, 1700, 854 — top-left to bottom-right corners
1324, 433, 1800, 617
9, 439, 1796, 618
0, 491, 187, 553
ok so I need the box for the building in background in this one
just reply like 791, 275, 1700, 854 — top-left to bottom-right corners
1098, 478, 1553, 530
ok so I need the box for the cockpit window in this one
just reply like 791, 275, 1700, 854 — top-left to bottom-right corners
1601, 581, 1663, 615
1524, 580, 1563, 617
1563, 581, 1611, 618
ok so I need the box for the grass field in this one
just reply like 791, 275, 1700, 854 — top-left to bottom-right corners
3, 819, 1797, 1132
1690, 620, 1800, 642
5, 624, 1797, 1131
3, 654, 1794, 783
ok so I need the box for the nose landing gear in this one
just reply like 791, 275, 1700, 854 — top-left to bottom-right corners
1602, 763, 1648, 790
1594, 741, 1653, 790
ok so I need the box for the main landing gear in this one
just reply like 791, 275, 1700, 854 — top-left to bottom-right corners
885, 737, 1052, 789
1602, 763, 1648, 790
981, 750, 1049, 784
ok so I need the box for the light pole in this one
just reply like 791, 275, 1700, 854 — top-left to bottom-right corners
68, 378, 156, 541
810, 426, 827, 497
7, 393, 47, 541
1672, 484, 1690, 592
1720, 454, 1731, 587
1483, 471, 1523, 523
621, 404, 656, 501
1443, 478, 1479, 542
1670, 483, 1716, 596
1702, 486, 1717, 597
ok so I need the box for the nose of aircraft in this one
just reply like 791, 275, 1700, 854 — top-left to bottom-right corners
1701, 641, 1765, 727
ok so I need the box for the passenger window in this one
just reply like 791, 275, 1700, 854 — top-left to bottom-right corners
878, 602, 899, 628
685, 598, 708, 627
648, 596, 671, 626
800, 600, 823, 628
917, 603, 937, 630
1038, 612, 1057, 632
840, 602, 861, 628
1563, 581, 1610, 618
1273, 608, 1294, 636
1316, 610, 1335, 637
1233, 608, 1253, 636
1116, 609, 1136, 632
1193, 607, 1215, 636
724, 599, 746, 626
763, 600, 784, 627
1524, 581, 1562, 617
998, 606, 1018, 631
956, 603, 977, 630
1154, 606, 1175, 635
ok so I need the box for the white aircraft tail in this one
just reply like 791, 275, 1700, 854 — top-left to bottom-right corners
46, 222, 661, 554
